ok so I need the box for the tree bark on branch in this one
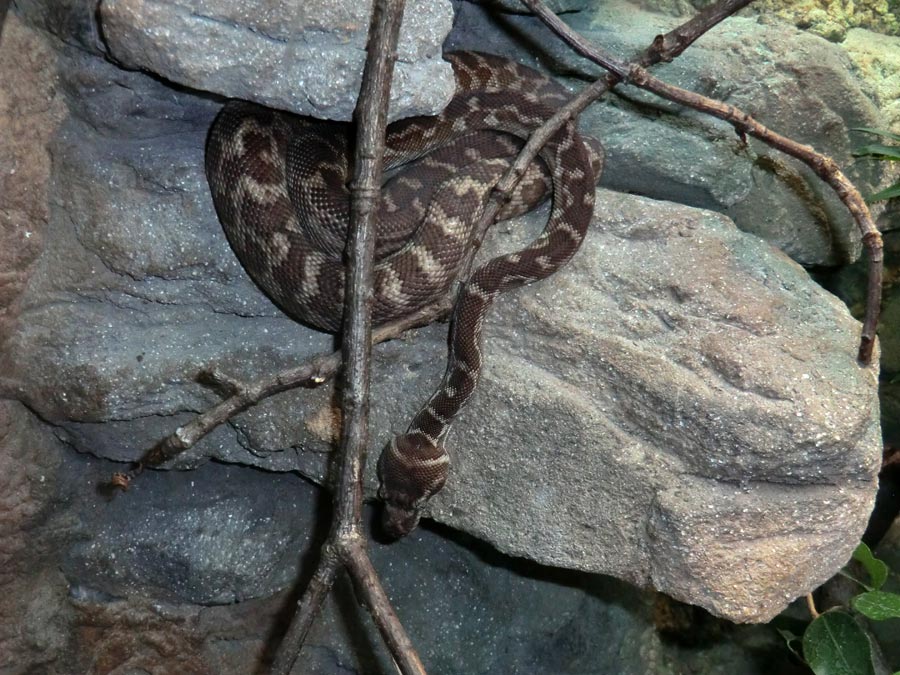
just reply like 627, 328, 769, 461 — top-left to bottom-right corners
269, 0, 425, 672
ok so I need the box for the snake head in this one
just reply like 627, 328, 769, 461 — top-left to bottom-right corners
377, 433, 450, 539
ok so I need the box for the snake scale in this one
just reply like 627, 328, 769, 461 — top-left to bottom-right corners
206, 51, 602, 538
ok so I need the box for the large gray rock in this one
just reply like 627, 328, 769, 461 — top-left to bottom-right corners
448, 1, 891, 266
0, 14, 881, 625
419, 190, 880, 622
99, 0, 457, 121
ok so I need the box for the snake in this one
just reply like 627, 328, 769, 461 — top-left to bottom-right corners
205, 51, 602, 538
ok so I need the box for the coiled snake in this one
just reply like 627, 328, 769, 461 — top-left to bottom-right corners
205, 51, 602, 538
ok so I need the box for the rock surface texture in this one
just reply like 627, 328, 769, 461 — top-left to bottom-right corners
100, 0, 457, 121
0, 0, 888, 671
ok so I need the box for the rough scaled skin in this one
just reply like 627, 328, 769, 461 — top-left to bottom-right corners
205, 51, 603, 539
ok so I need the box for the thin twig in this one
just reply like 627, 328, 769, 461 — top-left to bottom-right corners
105, 298, 452, 489
270, 548, 340, 672
342, 539, 426, 673
270, 0, 421, 672
806, 592, 820, 619
520, 0, 883, 364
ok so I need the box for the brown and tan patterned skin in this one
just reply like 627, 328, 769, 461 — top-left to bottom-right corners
205, 52, 603, 538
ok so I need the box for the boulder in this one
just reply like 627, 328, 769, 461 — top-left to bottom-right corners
99, 0, 457, 121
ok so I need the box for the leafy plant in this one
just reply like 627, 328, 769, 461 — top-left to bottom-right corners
780, 542, 900, 675
853, 128, 900, 203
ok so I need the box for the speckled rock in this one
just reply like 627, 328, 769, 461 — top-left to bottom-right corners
844, 29, 900, 133
98, 0, 456, 121
59, 455, 660, 674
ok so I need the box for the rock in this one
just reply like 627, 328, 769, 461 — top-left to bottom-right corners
64, 460, 315, 605
420, 190, 880, 623
844, 29, 900, 135
12, 0, 106, 53
57, 454, 658, 674
636, 0, 900, 39
754, 0, 900, 41
53, 453, 812, 674
98, 0, 457, 121
3, 0, 882, 635
448, 1, 892, 266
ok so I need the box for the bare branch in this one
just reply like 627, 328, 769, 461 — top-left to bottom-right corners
104, 298, 452, 490
270, 0, 424, 671
342, 538, 427, 674
520, 0, 883, 364
269, 549, 340, 675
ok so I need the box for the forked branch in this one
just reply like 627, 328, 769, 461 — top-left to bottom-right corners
269, 0, 425, 672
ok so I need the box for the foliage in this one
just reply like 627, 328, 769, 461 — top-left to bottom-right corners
853, 128, 900, 203
780, 543, 900, 675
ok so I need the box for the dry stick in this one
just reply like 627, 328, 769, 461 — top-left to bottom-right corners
270, 0, 426, 672
520, 0, 884, 365
107, 0, 761, 488
107, 298, 452, 489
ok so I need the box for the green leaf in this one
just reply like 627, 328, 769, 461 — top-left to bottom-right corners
852, 143, 900, 161
866, 182, 900, 203
778, 627, 802, 657
852, 127, 900, 143
853, 542, 889, 590
803, 611, 876, 675
852, 591, 900, 620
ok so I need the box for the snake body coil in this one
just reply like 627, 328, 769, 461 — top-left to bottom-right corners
206, 52, 602, 537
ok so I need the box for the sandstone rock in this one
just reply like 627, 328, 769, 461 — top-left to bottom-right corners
449, 1, 891, 266
99, 0, 457, 121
